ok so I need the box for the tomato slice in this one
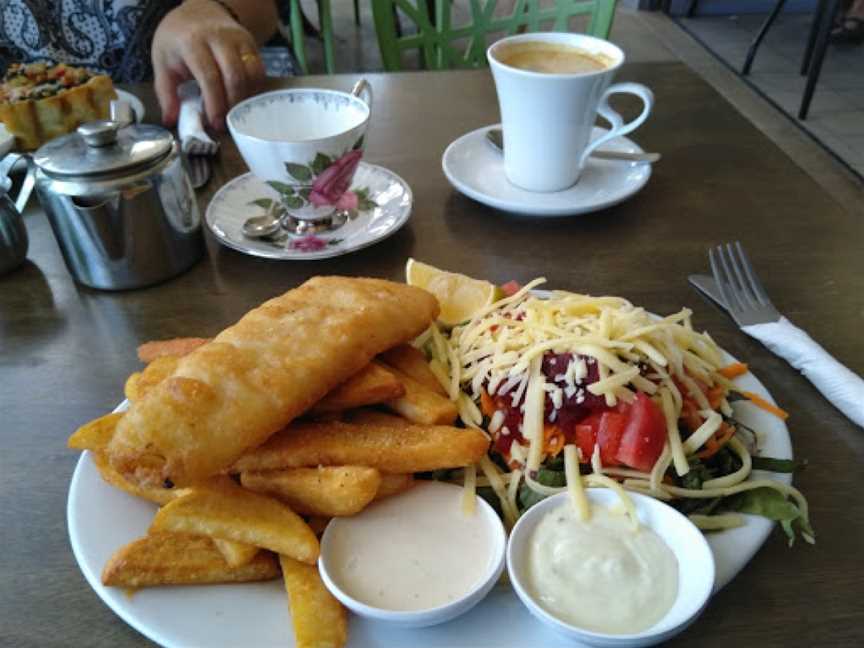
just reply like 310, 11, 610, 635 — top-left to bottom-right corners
500, 280, 522, 297
597, 412, 626, 466
572, 414, 600, 463
615, 393, 667, 472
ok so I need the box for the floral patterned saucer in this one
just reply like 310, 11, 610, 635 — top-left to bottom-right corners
205, 162, 412, 260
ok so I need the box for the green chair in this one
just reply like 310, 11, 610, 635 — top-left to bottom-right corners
371, 0, 617, 72
286, 0, 336, 74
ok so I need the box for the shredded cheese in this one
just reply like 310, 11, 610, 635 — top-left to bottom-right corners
681, 411, 723, 455
564, 444, 589, 521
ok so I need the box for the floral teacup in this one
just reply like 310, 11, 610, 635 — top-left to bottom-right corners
227, 81, 372, 223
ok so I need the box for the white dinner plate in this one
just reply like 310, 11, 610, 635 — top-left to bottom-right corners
68, 354, 791, 647
205, 164, 412, 261
442, 124, 652, 217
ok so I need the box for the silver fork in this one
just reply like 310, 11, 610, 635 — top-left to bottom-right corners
183, 154, 212, 190
708, 241, 779, 326
699, 241, 864, 427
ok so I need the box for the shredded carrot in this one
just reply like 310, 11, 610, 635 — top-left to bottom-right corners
696, 423, 736, 459
542, 424, 565, 457
480, 390, 496, 417
740, 391, 789, 420
707, 385, 726, 410
718, 362, 749, 379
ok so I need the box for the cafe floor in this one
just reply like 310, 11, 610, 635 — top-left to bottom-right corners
679, 11, 864, 180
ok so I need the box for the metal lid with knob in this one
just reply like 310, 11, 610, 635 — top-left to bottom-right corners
33, 104, 174, 179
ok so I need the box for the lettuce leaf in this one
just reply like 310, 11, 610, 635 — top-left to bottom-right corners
723, 487, 814, 545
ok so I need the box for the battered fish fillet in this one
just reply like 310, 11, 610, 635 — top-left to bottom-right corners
107, 277, 439, 487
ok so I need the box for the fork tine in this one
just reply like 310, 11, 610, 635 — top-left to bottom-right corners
725, 242, 758, 308
709, 246, 741, 312
734, 241, 773, 307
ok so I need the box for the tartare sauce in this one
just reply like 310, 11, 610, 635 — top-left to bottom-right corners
324, 482, 496, 611
527, 503, 678, 634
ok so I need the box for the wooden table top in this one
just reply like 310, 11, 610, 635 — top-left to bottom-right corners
2, 64, 862, 647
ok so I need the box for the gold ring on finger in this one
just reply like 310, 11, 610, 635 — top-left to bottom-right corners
241, 52, 259, 64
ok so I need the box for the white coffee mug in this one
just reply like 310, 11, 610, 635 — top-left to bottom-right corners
488, 33, 653, 193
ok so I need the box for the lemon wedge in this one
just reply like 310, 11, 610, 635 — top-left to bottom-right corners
405, 259, 497, 326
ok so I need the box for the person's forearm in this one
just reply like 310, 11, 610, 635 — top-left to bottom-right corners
216, 0, 279, 45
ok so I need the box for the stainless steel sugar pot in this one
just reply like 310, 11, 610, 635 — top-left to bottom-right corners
33, 116, 202, 290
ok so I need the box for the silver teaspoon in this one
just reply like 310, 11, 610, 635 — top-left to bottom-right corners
485, 128, 661, 163
242, 212, 282, 238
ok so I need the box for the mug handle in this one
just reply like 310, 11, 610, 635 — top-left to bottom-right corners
578, 83, 654, 169
351, 79, 373, 111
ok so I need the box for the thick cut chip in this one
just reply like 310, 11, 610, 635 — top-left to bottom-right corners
344, 409, 411, 427
232, 421, 489, 474
92, 452, 187, 505
101, 532, 279, 587
213, 538, 259, 567
124, 355, 180, 402
310, 363, 405, 414
376, 473, 415, 499
379, 344, 446, 396
137, 337, 210, 363
68, 412, 123, 452
383, 367, 458, 425
108, 277, 439, 487
150, 481, 319, 563
279, 555, 347, 648
241, 466, 382, 517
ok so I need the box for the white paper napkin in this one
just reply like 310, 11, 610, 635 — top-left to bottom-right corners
177, 81, 218, 155
742, 317, 864, 427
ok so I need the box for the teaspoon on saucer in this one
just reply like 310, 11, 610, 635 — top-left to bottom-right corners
485, 128, 661, 164
242, 213, 282, 238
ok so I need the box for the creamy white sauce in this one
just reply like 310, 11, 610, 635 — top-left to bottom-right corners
527, 503, 678, 634
324, 482, 495, 611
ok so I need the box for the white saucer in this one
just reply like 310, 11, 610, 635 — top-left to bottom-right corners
206, 162, 412, 260
442, 125, 652, 217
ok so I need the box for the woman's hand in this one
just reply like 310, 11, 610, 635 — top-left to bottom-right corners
152, 0, 267, 131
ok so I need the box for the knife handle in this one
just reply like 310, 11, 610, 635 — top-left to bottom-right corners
742, 317, 864, 428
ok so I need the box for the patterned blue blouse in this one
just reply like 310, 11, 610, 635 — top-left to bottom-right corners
0, 1, 181, 82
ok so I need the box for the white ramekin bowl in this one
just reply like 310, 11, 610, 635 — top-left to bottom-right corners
508, 488, 715, 647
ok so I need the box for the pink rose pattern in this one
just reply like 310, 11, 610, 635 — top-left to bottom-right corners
309, 150, 362, 209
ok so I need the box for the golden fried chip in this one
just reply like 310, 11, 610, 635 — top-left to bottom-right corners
101, 532, 279, 587
241, 466, 382, 517
379, 344, 446, 395
92, 452, 187, 505
232, 421, 489, 475
311, 362, 405, 414
213, 538, 259, 568
376, 473, 415, 499
343, 409, 411, 427
279, 555, 347, 648
137, 337, 210, 363
68, 412, 123, 452
383, 367, 458, 425
150, 481, 319, 564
